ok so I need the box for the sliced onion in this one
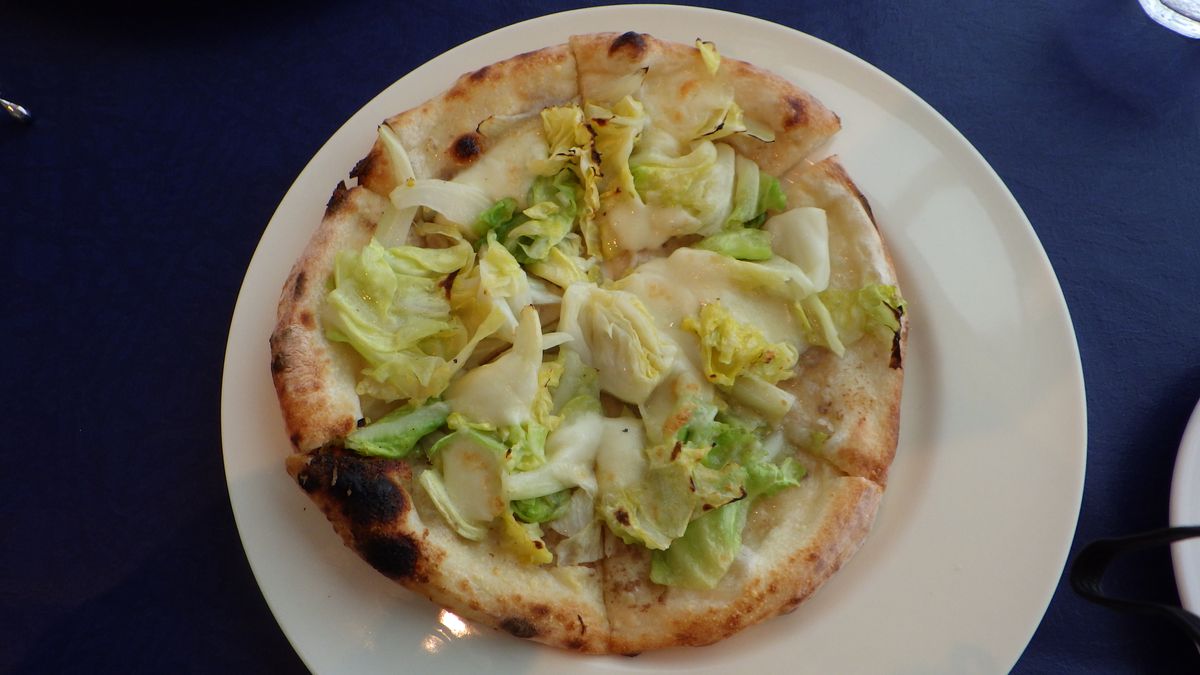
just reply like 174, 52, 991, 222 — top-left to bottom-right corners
389, 179, 492, 238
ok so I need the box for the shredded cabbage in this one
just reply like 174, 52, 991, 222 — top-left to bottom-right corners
390, 179, 493, 238
324, 238, 489, 403
559, 285, 677, 405
683, 301, 799, 387
630, 140, 736, 234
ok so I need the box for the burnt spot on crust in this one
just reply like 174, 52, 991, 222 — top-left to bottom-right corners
890, 309, 905, 369
294, 449, 408, 526
783, 96, 808, 129
359, 532, 421, 580
577, 614, 587, 635
450, 132, 483, 164
325, 181, 351, 215
500, 617, 538, 639
469, 64, 491, 81
609, 31, 647, 57
350, 146, 380, 181
270, 352, 286, 375
566, 638, 585, 650
292, 270, 307, 299
299, 310, 316, 330
289, 432, 302, 448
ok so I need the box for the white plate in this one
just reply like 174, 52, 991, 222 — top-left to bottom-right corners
221, 6, 1087, 673
1171, 399, 1200, 613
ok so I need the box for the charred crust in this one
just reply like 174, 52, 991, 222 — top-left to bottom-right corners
350, 147, 379, 181
289, 432, 302, 448
359, 533, 421, 580
299, 310, 316, 329
297, 450, 408, 526
577, 614, 587, 634
270, 352, 286, 375
325, 181, 351, 215
292, 270, 307, 299
499, 617, 538, 639
469, 64, 491, 81
783, 95, 808, 129
450, 133, 484, 164
566, 638, 585, 650
609, 31, 647, 57
890, 311, 905, 369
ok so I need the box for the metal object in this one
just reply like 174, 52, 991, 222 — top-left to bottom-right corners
1, 95, 32, 123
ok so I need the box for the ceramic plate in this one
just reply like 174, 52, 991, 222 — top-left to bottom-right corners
221, 6, 1087, 672
1170, 399, 1200, 614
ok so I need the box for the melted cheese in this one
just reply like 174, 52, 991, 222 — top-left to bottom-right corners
613, 248, 804, 350
444, 308, 542, 427
451, 119, 548, 205
599, 194, 698, 254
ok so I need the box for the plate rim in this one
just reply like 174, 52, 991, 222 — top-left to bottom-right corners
220, 5, 1088, 672
1170, 398, 1200, 611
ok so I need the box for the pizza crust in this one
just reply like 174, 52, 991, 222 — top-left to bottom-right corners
270, 184, 385, 451
601, 457, 881, 654
570, 32, 840, 175
355, 44, 579, 193
778, 157, 906, 485
287, 447, 610, 652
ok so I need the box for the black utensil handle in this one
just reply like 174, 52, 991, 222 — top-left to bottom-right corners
1071, 525, 1200, 644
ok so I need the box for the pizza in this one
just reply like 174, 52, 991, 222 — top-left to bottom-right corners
269, 31, 906, 654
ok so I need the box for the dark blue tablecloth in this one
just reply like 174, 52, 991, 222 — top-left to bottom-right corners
4, 1, 1199, 672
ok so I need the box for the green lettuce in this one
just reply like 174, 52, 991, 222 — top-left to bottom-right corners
694, 227, 773, 261
588, 96, 646, 199
323, 238, 482, 403
649, 499, 749, 589
512, 489, 573, 524
504, 171, 580, 262
345, 400, 450, 459
744, 173, 787, 228
682, 300, 799, 387
795, 284, 906, 357
630, 139, 736, 233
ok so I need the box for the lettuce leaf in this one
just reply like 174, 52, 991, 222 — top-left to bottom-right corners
630, 140, 736, 234
498, 509, 553, 564
504, 171, 580, 262
744, 173, 788, 228
694, 227, 773, 261
589, 96, 646, 199
649, 499, 749, 589
683, 300, 799, 387
345, 400, 450, 459
795, 284, 906, 357
324, 238, 484, 403
559, 285, 677, 405
511, 488, 573, 523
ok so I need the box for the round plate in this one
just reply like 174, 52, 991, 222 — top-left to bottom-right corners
221, 6, 1087, 673
1170, 399, 1200, 613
